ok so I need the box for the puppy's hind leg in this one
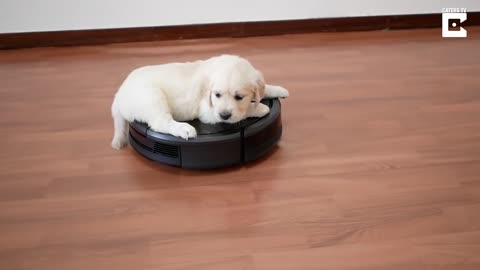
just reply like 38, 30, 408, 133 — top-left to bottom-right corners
111, 101, 129, 149
150, 117, 197, 140
144, 89, 197, 140
264, 84, 290, 99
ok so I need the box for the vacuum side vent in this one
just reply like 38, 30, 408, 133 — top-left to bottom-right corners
130, 132, 154, 152
153, 142, 179, 158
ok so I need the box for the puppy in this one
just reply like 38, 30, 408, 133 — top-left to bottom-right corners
111, 54, 289, 149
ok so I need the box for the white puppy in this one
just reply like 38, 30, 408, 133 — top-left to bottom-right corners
111, 54, 289, 149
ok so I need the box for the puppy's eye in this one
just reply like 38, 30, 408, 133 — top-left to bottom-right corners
234, 95, 244, 101
215, 93, 221, 98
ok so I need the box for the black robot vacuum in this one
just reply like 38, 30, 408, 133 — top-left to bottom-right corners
129, 98, 283, 169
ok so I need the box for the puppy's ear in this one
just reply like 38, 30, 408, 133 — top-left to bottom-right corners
198, 76, 213, 107
253, 71, 265, 107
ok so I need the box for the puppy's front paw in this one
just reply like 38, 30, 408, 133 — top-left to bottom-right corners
276, 86, 289, 98
170, 122, 197, 140
249, 103, 270, 118
266, 85, 290, 99
258, 103, 270, 117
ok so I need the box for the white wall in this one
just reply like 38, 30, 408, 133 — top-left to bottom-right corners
1, 0, 479, 33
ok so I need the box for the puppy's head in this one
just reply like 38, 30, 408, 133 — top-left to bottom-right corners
207, 55, 265, 123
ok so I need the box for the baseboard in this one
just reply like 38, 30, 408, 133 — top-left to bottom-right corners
1, 12, 479, 49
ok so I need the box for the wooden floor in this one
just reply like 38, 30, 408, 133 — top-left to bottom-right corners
1, 27, 480, 269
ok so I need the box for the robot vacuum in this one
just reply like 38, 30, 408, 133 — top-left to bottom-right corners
129, 98, 283, 169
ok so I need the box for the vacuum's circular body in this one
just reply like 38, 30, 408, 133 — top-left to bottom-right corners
129, 98, 282, 169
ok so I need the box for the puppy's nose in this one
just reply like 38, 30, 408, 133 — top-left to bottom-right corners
219, 111, 232, 120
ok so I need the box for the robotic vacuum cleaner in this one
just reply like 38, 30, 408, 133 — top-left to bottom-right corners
129, 98, 283, 169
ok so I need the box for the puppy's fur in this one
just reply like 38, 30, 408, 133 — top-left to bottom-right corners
111, 55, 289, 149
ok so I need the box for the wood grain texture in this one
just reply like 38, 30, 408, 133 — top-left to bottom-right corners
1, 12, 479, 49
1, 27, 480, 269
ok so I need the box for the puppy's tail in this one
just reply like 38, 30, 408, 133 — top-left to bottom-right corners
111, 99, 129, 149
